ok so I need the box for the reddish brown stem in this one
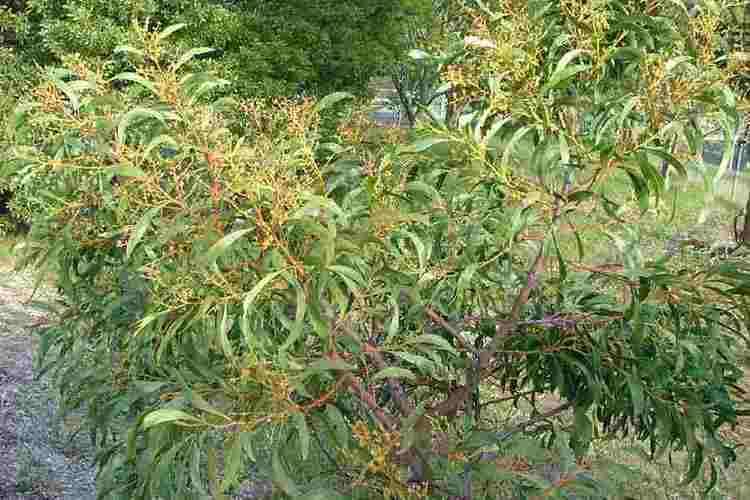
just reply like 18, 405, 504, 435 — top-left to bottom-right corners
345, 375, 397, 430
425, 307, 477, 355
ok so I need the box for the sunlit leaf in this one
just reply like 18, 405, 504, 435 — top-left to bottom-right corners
157, 23, 187, 41
372, 367, 417, 382
202, 229, 252, 269
142, 409, 201, 429
316, 92, 354, 112
110, 72, 158, 95
126, 207, 160, 261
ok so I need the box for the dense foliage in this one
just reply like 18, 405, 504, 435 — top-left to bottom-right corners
0, 0, 425, 227
3, 1, 750, 499
10, 0, 423, 98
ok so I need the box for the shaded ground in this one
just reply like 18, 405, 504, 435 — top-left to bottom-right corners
0, 268, 96, 500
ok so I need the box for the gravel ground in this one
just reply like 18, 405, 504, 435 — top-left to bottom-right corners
0, 268, 96, 500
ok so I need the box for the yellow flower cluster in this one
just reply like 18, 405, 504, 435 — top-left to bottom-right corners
564, 0, 609, 78
31, 82, 66, 114
349, 421, 429, 499
689, 13, 721, 66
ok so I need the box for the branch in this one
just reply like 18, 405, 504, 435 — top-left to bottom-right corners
335, 316, 416, 417
478, 245, 546, 370
479, 390, 535, 409
475, 401, 575, 463
345, 374, 397, 430
391, 73, 417, 126
425, 307, 478, 355
478, 172, 572, 372
500, 401, 574, 437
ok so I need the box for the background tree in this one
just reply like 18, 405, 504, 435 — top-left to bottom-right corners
16, 0, 424, 98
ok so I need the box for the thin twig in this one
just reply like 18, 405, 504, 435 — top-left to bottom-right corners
475, 401, 575, 463
479, 390, 535, 409
425, 307, 478, 355
478, 245, 546, 370
334, 315, 416, 416
345, 374, 397, 430
501, 401, 574, 436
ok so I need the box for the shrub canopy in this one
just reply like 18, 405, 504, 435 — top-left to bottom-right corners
4, 1, 750, 499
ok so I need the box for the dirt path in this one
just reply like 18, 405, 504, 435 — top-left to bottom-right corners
0, 269, 96, 499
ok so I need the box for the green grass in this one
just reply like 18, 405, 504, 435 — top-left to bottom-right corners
555, 163, 750, 266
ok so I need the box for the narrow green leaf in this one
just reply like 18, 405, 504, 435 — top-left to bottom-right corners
410, 137, 452, 153
316, 92, 354, 112
207, 446, 220, 498
240, 431, 256, 462
188, 79, 231, 103
544, 49, 589, 91
126, 207, 160, 261
625, 170, 650, 214
456, 263, 479, 308
272, 449, 301, 497
627, 371, 645, 417
325, 404, 349, 448
113, 45, 145, 58
142, 409, 201, 429
158, 23, 187, 41
48, 75, 80, 112
398, 230, 427, 271
191, 445, 209, 496
482, 115, 513, 146
110, 72, 158, 95
409, 334, 457, 354
640, 146, 686, 177
218, 304, 235, 361
372, 367, 417, 382
552, 231, 567, 282
173, 47, 216, 72
222, 432, 243, 491
281, 286, 307, 351
293, 412, 311, 460
680, 444, 704, 486
501, 126, 533, 166
242, 270, 286, 317
386, 290, 400, 343
329, 264, 365, 288
189, 389, 230, 421
391, 352, 435, 372
203, 229, 252, 269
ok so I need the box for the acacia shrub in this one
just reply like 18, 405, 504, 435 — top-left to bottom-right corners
6, 4, 750, 500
